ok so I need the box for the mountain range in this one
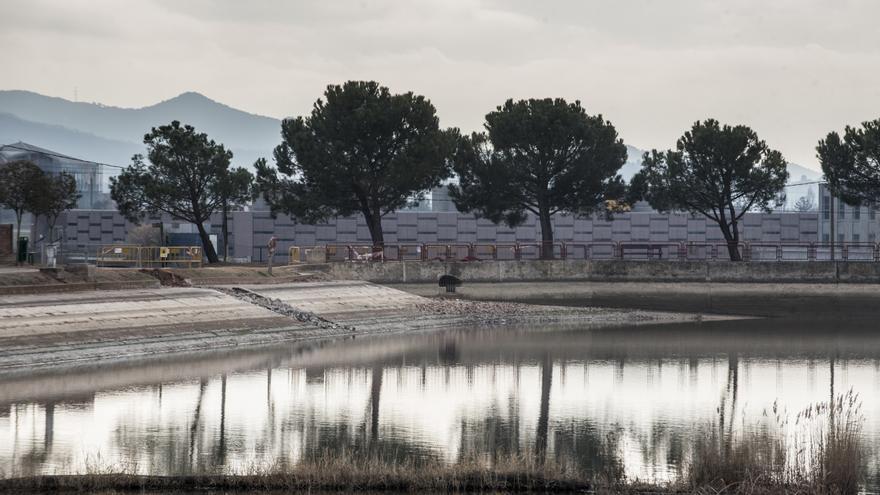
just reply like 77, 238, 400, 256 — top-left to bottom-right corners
0, 90, 279, 168
0, 89, 821, 208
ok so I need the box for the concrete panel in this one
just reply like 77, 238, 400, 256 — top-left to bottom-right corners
554, 214, 575, 227
496, 231, 516, 243
356, 226, 372, 241
437, 226, 458, 241
336, 232, 358, 243
743, 214, 762, 227
316, 225, 336, 240
630, 214, 650, 227
573, 219, 593, 234
515, 226, 536, 240
397, 226, 418, 241
396, 212, 418, 226
336, 218, 357, 233
418, 217, 438, 233
669, 227, 687, 241
268, 225, 291, 239
669, 214, 688, 227
554, 226, 574, 240
437, 213, 458, 226
631, 226, 650, 241
458, 217, 476, 233
476, 226, 496, 241
593, 225, 612, 241
744, 227, 763, 240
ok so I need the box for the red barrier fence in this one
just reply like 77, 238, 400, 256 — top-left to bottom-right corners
304, 242, 880, 263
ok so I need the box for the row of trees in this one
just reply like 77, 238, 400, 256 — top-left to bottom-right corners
0, 161, 80, 263
108, 80, 880, 262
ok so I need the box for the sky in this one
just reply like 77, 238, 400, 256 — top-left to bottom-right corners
2, 0, 880, 169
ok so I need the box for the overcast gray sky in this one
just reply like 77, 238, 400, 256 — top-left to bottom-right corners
3, 0, 880, 169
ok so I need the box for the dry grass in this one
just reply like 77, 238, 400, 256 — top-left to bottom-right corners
0, 452, 596, 494
685, 390, 865, 495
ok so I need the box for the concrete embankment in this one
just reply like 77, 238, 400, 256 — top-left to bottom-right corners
317, 259, 880, 284
0, 280, 702, 372
390, 281, 880, 318
316, 260, 880, 316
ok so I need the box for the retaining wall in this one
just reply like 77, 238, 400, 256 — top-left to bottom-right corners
56, 210, 819, 262
319, 260, 880, 284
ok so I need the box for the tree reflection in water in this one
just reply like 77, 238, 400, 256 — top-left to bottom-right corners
1, 318, 879, 486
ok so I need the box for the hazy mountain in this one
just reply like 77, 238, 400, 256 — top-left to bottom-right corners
0, 90, 280, 168
0, 112, 141, 167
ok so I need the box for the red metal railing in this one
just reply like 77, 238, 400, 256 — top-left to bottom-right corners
304, 242, 880, 263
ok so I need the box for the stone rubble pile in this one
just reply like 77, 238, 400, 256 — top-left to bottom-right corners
414, 298, 675, 324
218, 287, 356, 331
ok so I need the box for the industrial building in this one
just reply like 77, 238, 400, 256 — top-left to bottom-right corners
818, 183, 880, 245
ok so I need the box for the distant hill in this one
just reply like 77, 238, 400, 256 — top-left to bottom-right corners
0, 112, 141, 167
0, 90, 280, 168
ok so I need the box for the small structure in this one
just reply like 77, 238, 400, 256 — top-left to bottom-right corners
0, 142, 104, 209
438, 274, 462, 293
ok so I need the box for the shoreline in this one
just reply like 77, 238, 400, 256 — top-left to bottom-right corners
0, 281, 718, 374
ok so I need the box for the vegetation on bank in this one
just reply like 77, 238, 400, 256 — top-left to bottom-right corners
0, 393, 866, 494
0, 160, 80, 265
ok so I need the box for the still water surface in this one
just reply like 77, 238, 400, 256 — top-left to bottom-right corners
1, 319, 879, 487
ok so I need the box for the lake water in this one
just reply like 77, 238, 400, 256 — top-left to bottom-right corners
1, 318, 879, 489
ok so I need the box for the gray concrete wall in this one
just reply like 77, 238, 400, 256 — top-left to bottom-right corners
58, 210, 820, 262
318, 259, 880, 284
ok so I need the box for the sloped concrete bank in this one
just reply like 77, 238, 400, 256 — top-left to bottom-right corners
316, 259, 880, 284
0, 281, 709, 372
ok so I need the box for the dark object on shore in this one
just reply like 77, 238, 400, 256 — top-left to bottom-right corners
439, 274, 462, 293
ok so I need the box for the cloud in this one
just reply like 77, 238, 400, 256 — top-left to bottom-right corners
1, 0, 879, 168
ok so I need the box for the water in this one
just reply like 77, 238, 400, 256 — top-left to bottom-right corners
1, 318, 879, 489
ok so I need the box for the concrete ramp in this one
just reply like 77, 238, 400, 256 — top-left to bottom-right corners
240, 281, 437, 331
0, 288, 309, 370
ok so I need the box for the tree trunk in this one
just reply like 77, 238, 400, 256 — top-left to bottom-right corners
14, 210, 23, 266
535, 353, 552, 464
718, 221, 742, 262
538, 208, 554, 259
363, 210, 384, 248
195, 222, 220, 263
221, 203, 229, 263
